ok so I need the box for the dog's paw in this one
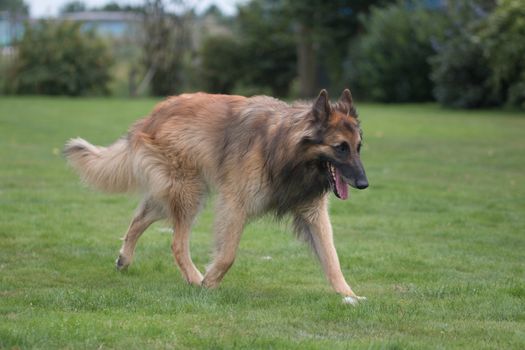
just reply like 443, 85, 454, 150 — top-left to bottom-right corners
201, 277, 219, 289
342, 295, 367, 306
115, 255, 130, 271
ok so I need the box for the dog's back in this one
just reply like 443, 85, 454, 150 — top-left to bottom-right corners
65, 93, 246, 195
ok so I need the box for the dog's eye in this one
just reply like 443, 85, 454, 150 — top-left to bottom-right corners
334, 142, 350, 154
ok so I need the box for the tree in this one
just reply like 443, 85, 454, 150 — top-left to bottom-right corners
196, 0, 296, 96
94, 2, 144, 12
430, 0, 500, 108
199, 35, 242, 94
346, 2, 447, 102
99, 2, 122, 11
59, 1, 86, 14
480, 0, 525, 108
281, 0, 393, 97
139, 0, 190, 96
234, 0, 296, 96
0, 0, 28, 14
7, 20, 112, 95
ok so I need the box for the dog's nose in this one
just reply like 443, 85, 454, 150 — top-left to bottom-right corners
356, 179, 368, 190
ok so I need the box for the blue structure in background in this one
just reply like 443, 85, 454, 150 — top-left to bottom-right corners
0, 11, 141, 47
60, 12, 142, 39
0, 11, 26, 47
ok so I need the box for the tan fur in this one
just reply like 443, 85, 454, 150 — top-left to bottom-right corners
65, 90, 368, 299
64, 137, 136, 193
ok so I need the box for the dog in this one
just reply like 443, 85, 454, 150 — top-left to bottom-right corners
65, 89, 369, 304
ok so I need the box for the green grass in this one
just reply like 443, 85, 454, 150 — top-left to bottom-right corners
1, 97, 524, 349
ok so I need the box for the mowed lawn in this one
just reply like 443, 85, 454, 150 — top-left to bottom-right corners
0, 97, 524, 349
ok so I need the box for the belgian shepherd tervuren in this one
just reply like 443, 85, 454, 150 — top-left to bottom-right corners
65, 89, 369, 304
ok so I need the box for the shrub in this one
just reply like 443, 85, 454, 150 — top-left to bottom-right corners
236, 3, 296, 97
198, 35, 242, 94
7, 20, 113, 96
429, 29, 498, 108
429, 1, 502, 108
196, 1, 296, 97
345, 2, 446, 102
480, 0, 525, 108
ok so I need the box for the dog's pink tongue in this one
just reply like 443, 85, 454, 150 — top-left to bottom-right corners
335, 168, 349, 200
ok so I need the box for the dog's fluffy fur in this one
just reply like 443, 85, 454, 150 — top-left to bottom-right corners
65, 89, 368, 300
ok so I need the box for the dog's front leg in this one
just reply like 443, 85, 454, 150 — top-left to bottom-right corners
294, 196, 365, 304
202, 195, 247, 288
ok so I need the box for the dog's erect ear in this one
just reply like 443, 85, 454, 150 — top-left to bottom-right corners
313, 89, 331, 124
339, 89, 353, 112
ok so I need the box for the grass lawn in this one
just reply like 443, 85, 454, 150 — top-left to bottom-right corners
1, 96, 524, 349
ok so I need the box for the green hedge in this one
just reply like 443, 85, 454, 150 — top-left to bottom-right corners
7, 20, 112, 96
346, 2, 446, 102
481, 0, 525, 108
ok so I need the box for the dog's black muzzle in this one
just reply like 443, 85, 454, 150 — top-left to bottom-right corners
340, 158, 368, 190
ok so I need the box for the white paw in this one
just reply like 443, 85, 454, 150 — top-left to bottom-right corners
342, 295, 367, 306
115, 255, 130, 271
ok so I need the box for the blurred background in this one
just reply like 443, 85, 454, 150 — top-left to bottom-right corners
0, 0, 524, 109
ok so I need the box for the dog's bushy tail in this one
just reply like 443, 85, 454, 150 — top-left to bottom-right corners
64, 137, 137, 193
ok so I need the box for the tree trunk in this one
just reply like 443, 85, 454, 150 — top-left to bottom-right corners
297, 23, 317, 98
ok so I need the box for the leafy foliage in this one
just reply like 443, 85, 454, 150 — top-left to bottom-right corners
234, 0, 296, 97
430, 33, 496, 108
480, 0, 525, 108
59, 1, 86, 14
346, 2, 445, 102
7, 20, 112, 96
199, 35, 242, 94
197, 0, 296, 97
281, 0, 393, 96
0, 0, 28, 13
429, 0, 501, 108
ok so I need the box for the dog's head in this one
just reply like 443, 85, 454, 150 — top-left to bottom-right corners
303, 89, 368, 200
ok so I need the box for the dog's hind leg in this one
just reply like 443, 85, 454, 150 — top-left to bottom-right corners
116, 198, 164, 270
201, 195, 246, 288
